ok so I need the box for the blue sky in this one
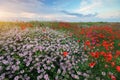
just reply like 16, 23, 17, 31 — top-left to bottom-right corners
0, 0, 120, 22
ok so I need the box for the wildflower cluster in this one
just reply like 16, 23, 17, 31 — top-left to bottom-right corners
0, 27, 88, 80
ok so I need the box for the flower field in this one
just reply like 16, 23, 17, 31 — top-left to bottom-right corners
0, 22, 120, 80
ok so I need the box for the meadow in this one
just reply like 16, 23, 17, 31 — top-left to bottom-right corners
0, 21, 120, 80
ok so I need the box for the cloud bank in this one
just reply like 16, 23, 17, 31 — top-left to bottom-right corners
0, 0, 120, 22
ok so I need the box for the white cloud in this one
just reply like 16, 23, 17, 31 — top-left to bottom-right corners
0, 11, 36, 19
97, 10, 120, 18
0, 0, 44, 13
75, 0, 102, 14
0, 9, 76, 21
0, 10, 18, 18
20, 12, 37, 18
0, 0, 120, 22
72, 0, 120, 19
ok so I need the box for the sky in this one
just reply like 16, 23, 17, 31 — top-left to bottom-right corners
0, 0, 120, 22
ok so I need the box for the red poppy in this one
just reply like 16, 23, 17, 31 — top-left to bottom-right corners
89, 62, 96, 68
77, 40, 80, 43
102, 41, 109, 50
98, 33, 105, 38
105, 52, 112, 62
80, 29, 85, 34
115, 50, 120, 58
109, 74, 116, 80
116, 66, 120, 72
111, 62, 115, 67
118, 43, 120, 46
90, 52, 99, 58
85, 40, 90, 46
63, 52, 68, 57
21, 26, 26, 30
100, 51, 106, 56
